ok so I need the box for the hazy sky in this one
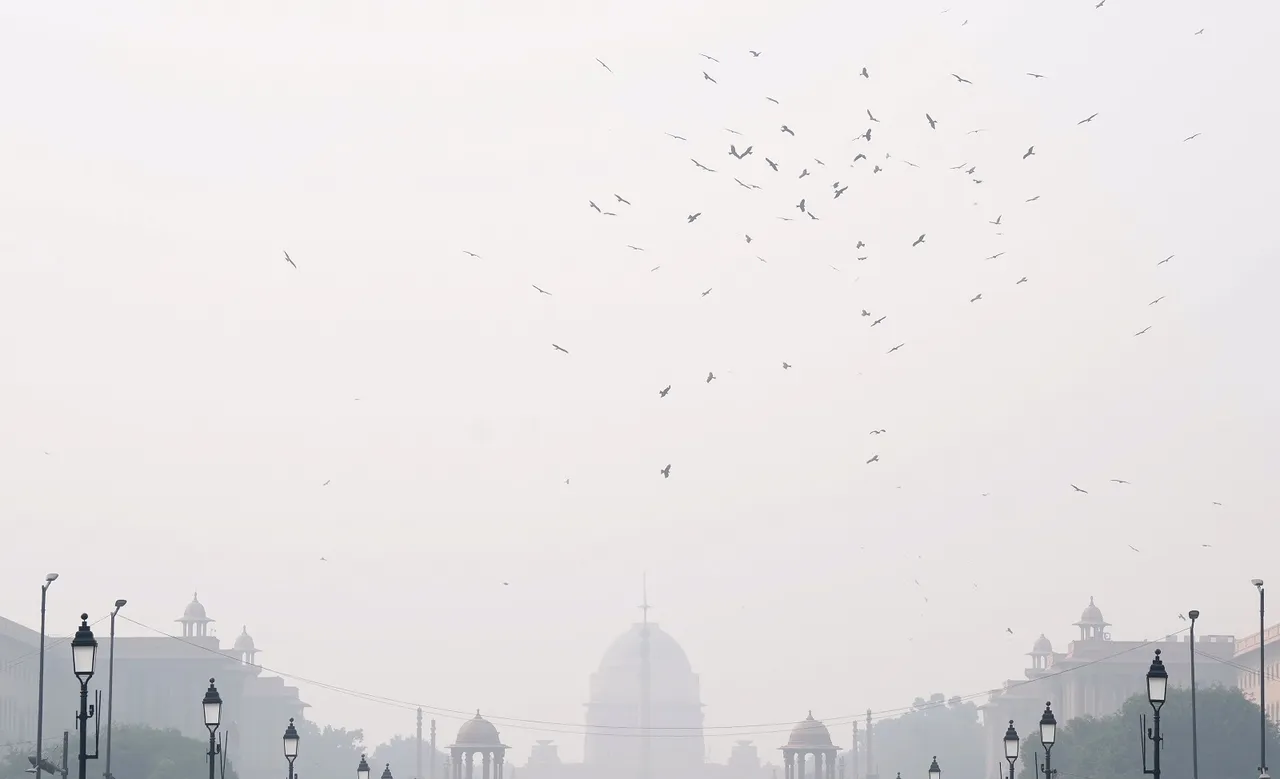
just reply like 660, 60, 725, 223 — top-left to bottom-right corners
2, 0, 1279, 765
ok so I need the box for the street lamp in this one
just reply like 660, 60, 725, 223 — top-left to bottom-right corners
1003, 721, 1020, 779
203, 679, 222, 779
1255, 579, 1268, 779
928, 756, 941, 779
283, 718, 300, 779
381, 765, 394, 779
35, 573, 59, 779
358, 755, 371, 779
104, 599, 126, 779
1188, 610, 1201, 779
1039, 702, 1057, 779
1142, 649, 1168, 779
71, 614, 101, 779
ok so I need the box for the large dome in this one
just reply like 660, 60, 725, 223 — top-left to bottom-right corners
786, 712, 833, 747
1076, 596, 1107, 625
598, 623, 693, 676
454, 711, 502, 746
181, 593, 211, 622
233, 626, 256, 653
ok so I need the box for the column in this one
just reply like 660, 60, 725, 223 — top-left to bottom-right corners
830, 752, 837, 779
495, 754, 504, 779
785, 753, 793, 779
465, 753, 474, 779
483, 752, 492, 779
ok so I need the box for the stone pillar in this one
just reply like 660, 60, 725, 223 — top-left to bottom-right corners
483, 752, 491, 779
465, 753, 474, 779
495, 754, 504, 779
785, 753, 793, 779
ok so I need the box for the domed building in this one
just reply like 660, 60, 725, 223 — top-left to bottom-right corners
584, 620, 705, 779
450, 711, 508, 779
781, 713, 839, 779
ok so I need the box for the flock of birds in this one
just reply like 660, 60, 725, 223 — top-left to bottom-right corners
278, 12, 1211, 501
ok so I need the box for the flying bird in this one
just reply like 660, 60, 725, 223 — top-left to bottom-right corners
798, 168, 810, 179
1026, 195, 1041, 202
699, 53, 720, 63
627, 245, 645, 251
797, 199, 807, 213
853, 153, 867, 162
734, 178, 753, 190
926, 114, 938, 129
703, 72, 717, 83
1071, 484, 1088, 493
702, 288, 713, 297
1111, 479, 1131, 484
322, 480, 330, 487
970, 293, 983, 303
867, 109, 879, 122
532, 285, 552, 295
706, 372, 716, 383
782, 362, 792, 369
589, 201, 602, 212
834, 186, 848, 198
1134, 326, 1152, 336
1023, 146, 1036, 159
887, 343, 904, 353
866, 454, 880, 464
552, 344, 569, 354
1195, 29, 1204, 35
659, 385, 671, 398
283, 251, 297, 269
861, 310, 871, 317
990, 215, 1002, 225
666, 133, 688, 141
691, 159, 716, 172
1128, 545, 1140, 553
1158, 255, 1173, 265
596, 58, 612, 73
750, 50, 762, 57
1016, 277, 1028, 284
912, 234, 926, 247
765, 158, 779, 171
1077, 113, 1099, 125
615, 194, 631, 205
1149, 296, 1166, 305
951, 73, 973, 84
860, 67, 869, 78
1183, 133, 1202, 142
725, 128, 742, 136
687, 213, 701, 223
986, 252, 1006, 260
870, 429, 886, 434
781, 125, 796, 136
1027, 72, 1046, 79
660, 464, 671, 478
766, 96, 780, 104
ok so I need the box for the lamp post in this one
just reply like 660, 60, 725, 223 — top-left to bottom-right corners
1255, 579, 1268, 779
1003, 721, 1020, 779
382, 764, 395, 779
1188, 610, 1200, 779
1142, 649, 1168, 779
203, 679, 222, 779
36, 573, 59, 779
928, 757, 940, 779
1038, 702, 1057, 779
103, 599, 126, 779
71, 614, 100, 779
283, 718, 300, 779
358, 755, 371, 779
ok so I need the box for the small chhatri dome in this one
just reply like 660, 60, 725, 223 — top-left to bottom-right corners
1077, 596, 1107, 625
233, 626, 256, 652
455, 711, 502, 746
1032, 634, 1053, 654
182, 592, 211, 622
786, 711, 833, 746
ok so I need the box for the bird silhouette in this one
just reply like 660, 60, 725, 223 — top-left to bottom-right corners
699, 53, 720, 63
990, 215, 1002, 225
798, 168, 810, 179
283, 251, 297, 269
1071, 484, 1088, 493
1183, 133, 1202, 142
1026, 195, 1041, 202
703, 72, 717, 83
687, 213, 701, 223
1078, 113, 1099, 125
853, 153, 867, 163
860, 67, 869, 78
951, 73, 973, 84
1016, 277, 1028, 284
1149, 296, 1166, 305
706, 372, 716, 383
765, 158, 779, 171
913, 234, 926, 247
552, 344, 569, 354
1111, 479, 1131, 484
589, 201, 601, 212
614, 194, 631, 205
691, 159, 715, 172
750, 50, 762, 57
666, 133, 688, 141
870, 429, 886, 434
532, 285, 552, 295
970, 293, 983, 303
926, 114, 938, 129
782, 362, 792, 369
595, 58, 612, 73
701, 288, 713, 297
781, 125, 796, 136
462, 250, 482, 258
1134, 326, 1152, 336
659, 385, 671, 398
627, 245, 644, 251
1158, 255, 1174, 265
887, 343, 904, 353
867, 109, 879, 122
1023, 146, 1036, 159
1027, 72, 1046, 79
797, 199, 807, 213
660, 464, 671, 478
766, 96, 780, 104
866, 454, 880, 464
834, 186, 848, 198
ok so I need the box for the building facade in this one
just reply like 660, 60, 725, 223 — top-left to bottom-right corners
1232, 621, 1280, 724
979, 598, 1237, 779
0, 595, 307, 779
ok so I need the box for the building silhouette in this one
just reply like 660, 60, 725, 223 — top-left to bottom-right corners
979, 597, 1236, 779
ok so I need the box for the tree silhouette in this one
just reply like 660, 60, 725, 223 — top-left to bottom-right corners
0, 724, 241, 779
1016, 686, 1280, 779
369, 734, 447, 779
293, 719, 365, 779
872, 693, 985, 779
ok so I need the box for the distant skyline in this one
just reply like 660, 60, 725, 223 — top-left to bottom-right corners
3, 0, 1278, 766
